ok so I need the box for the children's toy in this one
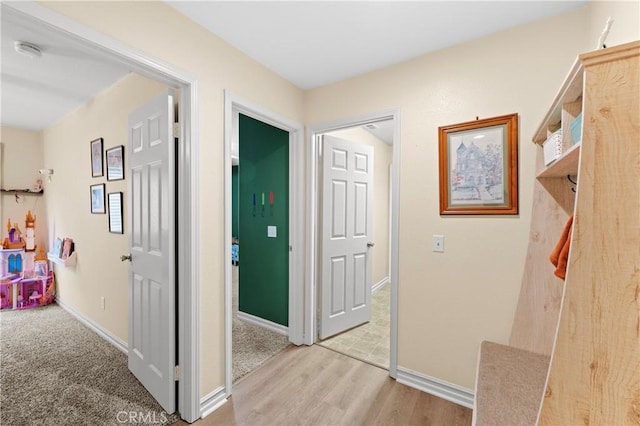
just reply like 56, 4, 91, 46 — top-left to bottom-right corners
0, 212, 55, 310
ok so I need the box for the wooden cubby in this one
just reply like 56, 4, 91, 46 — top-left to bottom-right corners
473, 41, 640, 425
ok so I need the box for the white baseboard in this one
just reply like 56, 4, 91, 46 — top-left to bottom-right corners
237, 311, 288, 336
55, 298, 128, 354
372, 276, 389, 293
396, 366, 474, 409
200, 386, 227, 418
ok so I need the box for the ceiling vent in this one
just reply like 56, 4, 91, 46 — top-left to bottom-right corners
14, 41, 43, 59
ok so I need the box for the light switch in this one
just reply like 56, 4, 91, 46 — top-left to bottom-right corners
268, 226, 277, 238
432, 235, 444, 252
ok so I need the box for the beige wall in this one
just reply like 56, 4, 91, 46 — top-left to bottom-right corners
41, 73, 169, 342
326, 127, 392, 286
306, 6, 595, 389
0, 126, 47, 251
40, 1, 304, 398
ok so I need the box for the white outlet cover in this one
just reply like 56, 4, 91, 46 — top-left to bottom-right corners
432, 235, 444, 252
268, 226, 277, 238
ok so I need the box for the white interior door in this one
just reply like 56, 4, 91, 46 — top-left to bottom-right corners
320, 135, 374, 340
127, 90, 176, 413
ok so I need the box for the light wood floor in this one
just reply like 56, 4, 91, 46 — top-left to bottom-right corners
180, 345, 472, 426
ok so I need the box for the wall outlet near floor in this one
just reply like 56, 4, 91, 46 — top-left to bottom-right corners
101, 296, 106, 310
432, 235, 445, 252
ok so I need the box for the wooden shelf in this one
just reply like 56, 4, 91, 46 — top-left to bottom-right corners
533, 59, 584, 145
537, 142, 581, 178
47, 251, 76, 267
1, 189, 44, 195
474, 341, 550, 426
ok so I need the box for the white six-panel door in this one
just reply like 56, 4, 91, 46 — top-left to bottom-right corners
127, 91, 176, 413
320, 135, 374, 340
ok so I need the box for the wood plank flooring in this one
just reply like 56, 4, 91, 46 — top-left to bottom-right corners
182, 345, 471, 425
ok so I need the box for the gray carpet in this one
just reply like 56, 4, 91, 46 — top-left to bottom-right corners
0, 304, 180, 426
232, 266, 290, 382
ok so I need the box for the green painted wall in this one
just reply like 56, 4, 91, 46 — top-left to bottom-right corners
238, 114, 289, 326
232, 165, 239, 238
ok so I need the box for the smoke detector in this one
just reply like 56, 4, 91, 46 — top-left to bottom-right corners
14, 41, 42, 59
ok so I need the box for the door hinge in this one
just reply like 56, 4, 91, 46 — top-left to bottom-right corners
289, 245, 293, 252
174, 365, 180, 381
173, 123, 180, 139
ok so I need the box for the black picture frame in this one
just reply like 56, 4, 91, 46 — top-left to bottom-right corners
108, 192, 124, 234
90, 137, 104, 178
106, 145, 125, 181
90, 183, 106, 214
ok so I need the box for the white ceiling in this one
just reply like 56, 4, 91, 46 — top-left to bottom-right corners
1, 1, 587, 132
1, 6, 131, 131
167, 1, 586, 89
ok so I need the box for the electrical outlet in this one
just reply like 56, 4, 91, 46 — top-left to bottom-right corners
432, 235, 445, 252
101, 296, 106, 310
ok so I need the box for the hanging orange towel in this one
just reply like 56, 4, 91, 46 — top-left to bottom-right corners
550, 215, 573, 279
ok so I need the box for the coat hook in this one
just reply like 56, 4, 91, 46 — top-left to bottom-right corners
567, 174, 577, 192
476, 116, 479, 121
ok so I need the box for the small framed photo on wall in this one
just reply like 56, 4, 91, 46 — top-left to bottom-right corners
106, 145, 125, 181
108, 192, 124, 234
90, 137, 104, 177
90, 183, 106, 214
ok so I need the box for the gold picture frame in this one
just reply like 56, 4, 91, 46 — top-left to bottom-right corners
438, 113, 518, 215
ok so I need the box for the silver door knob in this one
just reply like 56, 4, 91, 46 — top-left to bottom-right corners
367, 242, 375, 248
120, 254, 132, 262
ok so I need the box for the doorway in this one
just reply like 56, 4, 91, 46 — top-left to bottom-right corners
223, 92, 304, 394
316, 122, 393, 368
231, 113, 291, 382
5, 3, 200, 421
306, 110, 400, 378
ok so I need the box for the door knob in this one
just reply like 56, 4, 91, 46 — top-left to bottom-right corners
367, 242, 375, 248
120, 254, 132, 262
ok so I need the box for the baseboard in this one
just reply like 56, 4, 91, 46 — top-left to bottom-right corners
55, 298, 128, 354
237, 311, 288, 336
372, 276, 389, 293
396, 366, 474, 409
200, 386, 227, 418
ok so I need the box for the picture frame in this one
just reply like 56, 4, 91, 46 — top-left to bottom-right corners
106, 145, 125, 181
108, 192, 124, 234
90, 183, 106, 214
438, 113, 518, 215
90, 137, 104, 177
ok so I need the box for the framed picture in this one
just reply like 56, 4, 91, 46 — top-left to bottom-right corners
108, 192, 124, 234
90, 183, 106, 214
438, 113, 518, 215
106, 145, 125, 181
90, 137, 104, 177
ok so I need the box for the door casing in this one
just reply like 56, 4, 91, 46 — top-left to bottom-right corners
307, 109, 401, 379
6, 3, 201, 421
223, 91, 305, 396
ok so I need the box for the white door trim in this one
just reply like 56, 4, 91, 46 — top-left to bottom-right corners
306, 109, 401, 379
5, 2, 201, 422
223, 91, 304, 396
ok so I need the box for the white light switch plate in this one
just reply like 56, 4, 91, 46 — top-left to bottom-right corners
432, 235, 444, 252
268, 226, 277, 238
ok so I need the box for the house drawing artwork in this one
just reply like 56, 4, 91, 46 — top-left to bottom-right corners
451, 138, 504, 204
